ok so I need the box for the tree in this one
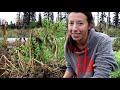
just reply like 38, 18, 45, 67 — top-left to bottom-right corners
113, 12, 119, 27
100, 12, 106, 22
56, 12, 68, 22
97, 12, 106, 32
36, 13, 42, 28
30, 12, 36, 22
108, 12, 111, 27
106, 12, 111, 33
23, 12, 36, 29
16, 12, 23, 29
9, 21, 16, 29
62, 12, 68, 19
43, 12, 54, 23
56, 12, 62, 21
50, 12, 54, 23
29, 20, 36, 29
0, 18, 1, 25
97, 12, 100, 26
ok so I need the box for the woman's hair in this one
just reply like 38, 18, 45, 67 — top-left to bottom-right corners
66, 12, 96, 53
66, 12, 94, 28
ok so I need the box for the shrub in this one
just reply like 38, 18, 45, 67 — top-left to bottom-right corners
113, 37, 120, 47
111, 51, 120, 78
107, 28, 120, 37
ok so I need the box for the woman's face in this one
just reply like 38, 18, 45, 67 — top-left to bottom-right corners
68, 12, 91, 42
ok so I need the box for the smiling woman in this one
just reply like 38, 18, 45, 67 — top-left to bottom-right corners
63, 12, 119, 78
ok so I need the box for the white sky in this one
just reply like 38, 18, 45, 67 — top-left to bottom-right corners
0, 12, 114, 26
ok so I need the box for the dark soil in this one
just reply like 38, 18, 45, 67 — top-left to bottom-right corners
0, 47, 66, 78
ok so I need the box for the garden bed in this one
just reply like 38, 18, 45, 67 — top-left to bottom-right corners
0, 47, 66, 78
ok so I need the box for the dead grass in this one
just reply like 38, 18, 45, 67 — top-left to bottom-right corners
0, 47, 66, 78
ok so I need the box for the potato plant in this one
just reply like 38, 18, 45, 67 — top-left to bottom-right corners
0, 20, 66, 78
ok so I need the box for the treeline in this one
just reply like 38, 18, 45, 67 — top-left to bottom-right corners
15, 12, 120, 29
0, 12, 68, 30
1, 12, 120, 30
96, 12, 120, 28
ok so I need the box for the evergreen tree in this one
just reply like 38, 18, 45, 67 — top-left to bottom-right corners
29, 20, 36, 29
100, 12, 106, 22
9, 21, 16, 29
30, 12, 36, 21
16, 12, 23, 29
0, 18, 1, 25
36, 13, 42, 28
57, 12, 62, 21
43, 12, 54, 23
62, 12, 68, 23
23, 12, 36, 29
97, 12, 106, 33
50, 12, 54, 23
108, 12, 111, 27
56, 12, 68, 22
106, 12, 111, 33
113, 12, 119, 27
62, 12, 68, 19
97, 12, 99, 26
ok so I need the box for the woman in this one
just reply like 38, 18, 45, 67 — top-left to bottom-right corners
63, 12, 119, 78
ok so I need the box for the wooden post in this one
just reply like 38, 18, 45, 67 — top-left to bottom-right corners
1, 19, 7, 36
1, 19, 8, 48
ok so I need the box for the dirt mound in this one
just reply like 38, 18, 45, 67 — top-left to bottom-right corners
0, 47, 8, 57
0, 47, 66, 78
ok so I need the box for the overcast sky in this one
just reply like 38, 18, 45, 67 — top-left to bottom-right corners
0, 12, 114, 26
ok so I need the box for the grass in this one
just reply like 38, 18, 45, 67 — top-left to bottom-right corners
0, 29, 30, 38
111, 51, 120, 78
